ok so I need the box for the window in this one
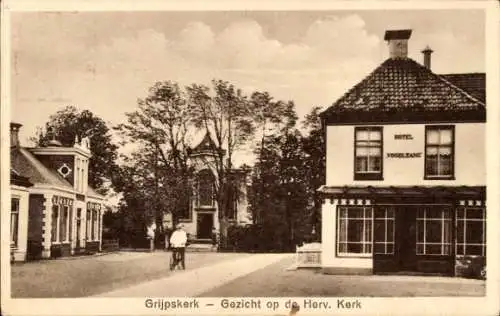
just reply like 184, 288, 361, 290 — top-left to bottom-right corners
92, 210, 97, 240
354, 127, 383, 180
227, 176, 238, 220
425, 125, 454, 179
456, 207, 486, 256
59, 206, 68, 242
51, 205, 59, 242
198, 170, 215, 207
86, 210, 91, 240
11, 197, 20, 247
337, 207, 373, 256
373, 207, 395, 254
416, 207, 452, 255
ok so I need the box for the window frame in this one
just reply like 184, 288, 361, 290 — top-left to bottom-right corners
416, 207, 453, 256
456, 207, 486, 257
353, 126, 384, 181
197, 169, 216, 208
51, 204, 60, 243
373, 206, 395, 255
336, 206, 374, 258
10, 197, 20, 248
424, 125, 455, 180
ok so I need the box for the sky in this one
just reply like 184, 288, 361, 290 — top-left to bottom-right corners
10, 9, 485, 167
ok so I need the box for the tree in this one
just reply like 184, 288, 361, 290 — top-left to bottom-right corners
301, 106, 326, 240
115, 81, 193, 235
186, 80, 255, 247
33, 106, 118, 194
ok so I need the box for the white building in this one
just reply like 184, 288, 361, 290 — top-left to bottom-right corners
318, 30, 486, 276
10, 123, 106, 261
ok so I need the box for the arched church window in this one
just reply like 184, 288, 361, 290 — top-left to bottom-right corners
198, 169, 215, 207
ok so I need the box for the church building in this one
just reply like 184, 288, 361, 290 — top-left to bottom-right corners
179, 132, 252, 242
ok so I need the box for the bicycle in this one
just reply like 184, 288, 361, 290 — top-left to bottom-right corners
169, 247, 185, 271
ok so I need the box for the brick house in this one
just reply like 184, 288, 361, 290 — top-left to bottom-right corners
9, 123, 106, 261
318, 29, 486, 276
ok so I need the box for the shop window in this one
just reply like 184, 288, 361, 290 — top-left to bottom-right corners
373, 207, 395, 254
92, 210, 97, 240
416, 207, 452, 255
86, 210, 91, 240
51, 205, 59, 242
456, 207, 486, 256
425, 126, 454, 179
59, 206, 69, 242
354, 127, 383, 180
337, 206, 373, 256
10, 197, 20, 248
198, 170, 215, 207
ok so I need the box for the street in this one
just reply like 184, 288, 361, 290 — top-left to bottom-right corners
10, 251, 485, 298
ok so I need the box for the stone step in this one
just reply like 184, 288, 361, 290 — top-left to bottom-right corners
186, 243, 217, 252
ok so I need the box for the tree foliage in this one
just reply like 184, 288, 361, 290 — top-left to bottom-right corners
114, 81, 193, 232
34, 106, 118, 194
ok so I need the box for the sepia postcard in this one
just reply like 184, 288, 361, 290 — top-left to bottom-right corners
1, 0, 499, 315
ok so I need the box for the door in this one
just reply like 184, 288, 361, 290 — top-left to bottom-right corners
197, 213, 213, 239
397, 206, 417, 271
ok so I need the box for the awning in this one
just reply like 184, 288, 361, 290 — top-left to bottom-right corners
318, 185, 486, 200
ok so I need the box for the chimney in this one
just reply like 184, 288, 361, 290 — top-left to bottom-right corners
10, 123, 22, 148
384, 29, 412, 59
421, 45, 433, 69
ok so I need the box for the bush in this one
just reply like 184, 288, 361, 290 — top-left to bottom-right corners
456, 256, 486, 279
222, 224, 294, 253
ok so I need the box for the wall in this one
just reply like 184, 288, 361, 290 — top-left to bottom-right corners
27, 194, 46, 260
321, 199, 372, 273
11, 186, 30, 261
325, 122, 485, 186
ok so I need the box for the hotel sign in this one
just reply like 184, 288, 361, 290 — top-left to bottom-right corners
387, 133, 422, 158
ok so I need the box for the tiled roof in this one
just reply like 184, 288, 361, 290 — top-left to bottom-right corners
440, 73, 485, 103
10, 147, 73, 189
321, 58, 485, 121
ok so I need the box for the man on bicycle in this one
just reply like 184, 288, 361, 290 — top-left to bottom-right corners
169, 223, 187, 270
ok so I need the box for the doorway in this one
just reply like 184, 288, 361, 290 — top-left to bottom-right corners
197, 213, 213, 239
397, 206, 417, 271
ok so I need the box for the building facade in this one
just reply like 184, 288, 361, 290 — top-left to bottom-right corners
319, 30, 486, 276
178, 132, 251, 241
9, 123, 106, 261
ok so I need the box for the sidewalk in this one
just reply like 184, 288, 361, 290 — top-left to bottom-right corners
95, 253, 292, 297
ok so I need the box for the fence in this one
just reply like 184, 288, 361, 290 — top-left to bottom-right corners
296, 242, 321, 268
102, 239, 120, 252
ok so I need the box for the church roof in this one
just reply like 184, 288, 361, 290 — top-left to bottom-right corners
189, 131, 225, 156
320, 58, 485, 124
